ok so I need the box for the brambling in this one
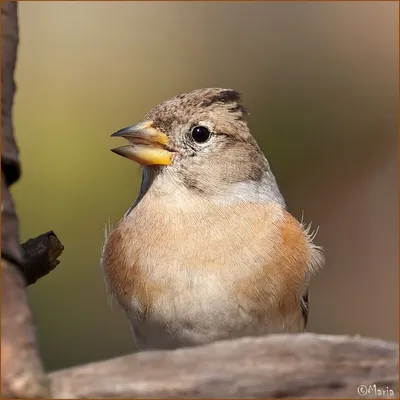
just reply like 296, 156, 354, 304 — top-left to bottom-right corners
102, 88, 324, 350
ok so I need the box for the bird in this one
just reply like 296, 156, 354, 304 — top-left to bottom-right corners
102, 88, 324, 350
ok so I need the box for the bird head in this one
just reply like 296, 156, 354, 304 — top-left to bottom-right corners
111, 88, 281, 201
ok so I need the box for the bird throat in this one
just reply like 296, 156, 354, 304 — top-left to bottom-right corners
125, 167, 285, 218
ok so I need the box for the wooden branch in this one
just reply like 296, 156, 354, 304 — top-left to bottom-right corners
1, 2, 51, 398
20, 231, 64, 286
1, 1, 20, 186
50, 333, 399, 399
1, 1, 22, 267
1, 261, 50, 398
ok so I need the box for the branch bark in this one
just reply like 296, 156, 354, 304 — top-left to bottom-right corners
50, 333, 398, 399
1, 261, 50, 398
1, 2, 51, 397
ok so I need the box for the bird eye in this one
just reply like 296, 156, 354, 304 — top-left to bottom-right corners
191, 125, 212, 143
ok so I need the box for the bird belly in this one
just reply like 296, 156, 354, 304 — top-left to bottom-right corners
124, 268, 304, 350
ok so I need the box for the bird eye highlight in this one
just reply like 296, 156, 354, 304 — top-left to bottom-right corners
190, 125, 212, 144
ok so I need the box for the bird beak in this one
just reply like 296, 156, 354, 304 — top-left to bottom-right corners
110, 120, 172, 166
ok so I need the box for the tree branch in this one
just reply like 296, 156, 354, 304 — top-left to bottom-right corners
1, 1, 20, 186
49, 333, 399, 399
1, 2, 51, 397
1, 261, 50, 398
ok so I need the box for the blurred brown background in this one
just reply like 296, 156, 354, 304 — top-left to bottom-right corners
11, 1, 398, 371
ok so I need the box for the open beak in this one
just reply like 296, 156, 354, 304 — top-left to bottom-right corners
110, 120, 172, 166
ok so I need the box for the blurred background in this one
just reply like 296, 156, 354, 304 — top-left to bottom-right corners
12, 1, 398, 371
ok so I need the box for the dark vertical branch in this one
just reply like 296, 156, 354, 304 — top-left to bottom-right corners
1, 2, 50, 398
1, 1, 20, 187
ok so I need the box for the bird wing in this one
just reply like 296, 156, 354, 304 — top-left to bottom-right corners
300, 290, 309, 328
